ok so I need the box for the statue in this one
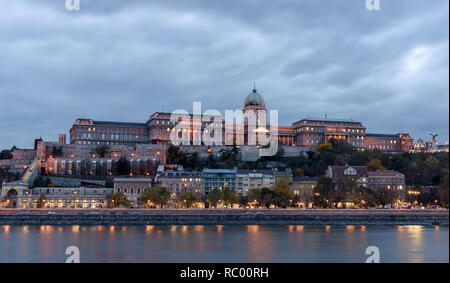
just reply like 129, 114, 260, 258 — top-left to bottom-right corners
430, 134, 439, 148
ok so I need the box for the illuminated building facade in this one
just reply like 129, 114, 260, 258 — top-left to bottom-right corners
236, 169, 275, 197
114, 178, 153, 207
365, 133, 413, 152
67, 88, 413, 152
293, 117, 366, 148
292, 177, 318, 201
367, 171, 406, 200
202, 169, 237, 195
70, 119, 148, 145
156, 170, 203, 195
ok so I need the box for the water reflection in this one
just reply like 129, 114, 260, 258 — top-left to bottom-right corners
288, 225, 305, 232
247, 225, 259, 233
396, 225, 425, 263
40, 225, 54, 233
396, 225, 424, 232
2, 225, 10, 234
145, 225, 154, 233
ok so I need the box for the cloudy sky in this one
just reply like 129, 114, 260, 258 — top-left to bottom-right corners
0, 0, 448, 149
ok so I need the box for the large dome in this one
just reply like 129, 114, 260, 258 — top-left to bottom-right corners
244, 88, 265, 108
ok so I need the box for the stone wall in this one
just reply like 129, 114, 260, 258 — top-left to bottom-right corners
12, 149, 37, 160
0, 159, 32, 171
39, 143, 167, 160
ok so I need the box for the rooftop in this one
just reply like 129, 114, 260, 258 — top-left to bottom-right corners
92, 121, 147, 127
237, 169, 274, 175
368, 171, 404, 176
366, 133, 399, 138
203, 168, 237, 174
293, 177, 319, 182
301, 116, 360, 123
114, 178, 153, 182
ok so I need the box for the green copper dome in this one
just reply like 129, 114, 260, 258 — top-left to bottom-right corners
245, 88, 265, 108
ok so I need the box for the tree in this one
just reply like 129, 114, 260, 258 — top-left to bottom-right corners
366, 159, 385, 171
239, 195, 249, 208
116, 157, 130, 175
207, 188, 224, 208
332, 190, 348, 208
32, 176, 52, 188
314, 175, 334, 199
335, 175, 358, 193
105, 180, 114, 188
0, 150, 12, 160
178, 191, 201, 208
106, 192, 130, 208
167, 145, 181, 163
207, 153, 217, 168
222, 188, 239, 208
92, 145, 110, 158
374, 189, 396, 207
317, 143, 332, 155
50, 146, 63, 158
351, 187, 376, 208
293, 168, 304, 177
37, 193, 46, 208
438, 168, 449, 208
141, 187, 171, 208
0, 167, 14, 183
274, 177, 291, 208
248, 187, 275, 208
224, 158, 236, 169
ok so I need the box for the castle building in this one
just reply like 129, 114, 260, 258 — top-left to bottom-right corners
70, 119, 148, 145
365, 133, 413, 152
292, 117, 366, 148
67, 88, 413, 152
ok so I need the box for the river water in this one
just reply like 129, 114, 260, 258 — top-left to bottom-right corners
0, 225, 448, 263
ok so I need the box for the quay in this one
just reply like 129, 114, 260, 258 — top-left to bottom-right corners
0, 209, 448, 226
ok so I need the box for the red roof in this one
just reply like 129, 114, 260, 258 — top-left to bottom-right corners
329, 166, 368, 177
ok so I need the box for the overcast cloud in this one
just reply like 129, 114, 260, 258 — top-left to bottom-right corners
0, 0, 448, 149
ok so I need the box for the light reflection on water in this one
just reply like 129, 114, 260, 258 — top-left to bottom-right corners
0, 225, 448, 263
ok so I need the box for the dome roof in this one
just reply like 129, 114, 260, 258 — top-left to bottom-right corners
244, 89, 265, 108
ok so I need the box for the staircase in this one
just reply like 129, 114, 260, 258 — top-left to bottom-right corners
21, 157, 40, 185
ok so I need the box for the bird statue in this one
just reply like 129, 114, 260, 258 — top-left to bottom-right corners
430, 133, 439, 140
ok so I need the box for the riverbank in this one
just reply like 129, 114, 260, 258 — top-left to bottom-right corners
0, 209, 448, 225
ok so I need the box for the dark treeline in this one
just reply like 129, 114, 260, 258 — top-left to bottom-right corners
168, 139, 448, 187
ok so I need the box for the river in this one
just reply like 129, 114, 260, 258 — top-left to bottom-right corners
0, 225, 448, 263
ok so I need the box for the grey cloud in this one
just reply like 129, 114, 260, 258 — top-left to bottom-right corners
0, 0, 448, 149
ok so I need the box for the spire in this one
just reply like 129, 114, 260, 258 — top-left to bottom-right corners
253, 82, 257, 93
